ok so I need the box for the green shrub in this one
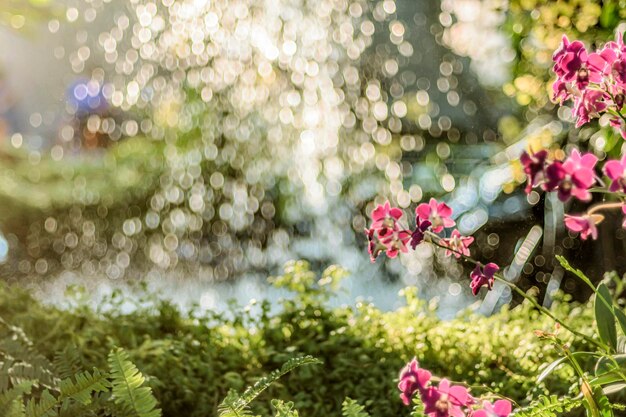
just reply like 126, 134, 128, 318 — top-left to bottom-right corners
0, 261, 596, 416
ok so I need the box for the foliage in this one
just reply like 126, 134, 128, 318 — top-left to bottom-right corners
218, 356, 320, 417
0, 261, 601, 416
0, 315, 161, 417
511, 395, 582, 417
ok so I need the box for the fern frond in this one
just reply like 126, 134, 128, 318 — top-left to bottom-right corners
0, 381, 33, 413
107, 348, 161, 417
58, 368, 110, 406
238, 356, 321, 408
511, 395, 582, 417
8, 362, 56, 389
4, 398, 26, 417
0, 323, 58, 389
53, 346, 82, 380
341, 398, 370, 417
217, 390, 254, 417
218, 356, 321, 417
24, 389, 58, 417
0, 359, 13, 391
271, 399, 299, 417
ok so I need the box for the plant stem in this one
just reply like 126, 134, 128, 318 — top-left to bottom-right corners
422, 231, 606, 350
587, 202, 624, 216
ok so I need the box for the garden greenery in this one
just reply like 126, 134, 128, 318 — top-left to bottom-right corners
0, 259, 607, 416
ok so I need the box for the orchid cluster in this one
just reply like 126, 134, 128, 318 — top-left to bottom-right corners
545, 34, 626, 240
398, 358, 512, 417
365, 199, 499, 296
552, 33, 626, 135
521, 139, 626, 240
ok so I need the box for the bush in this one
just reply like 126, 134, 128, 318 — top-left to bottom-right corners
0, 261, 596, 416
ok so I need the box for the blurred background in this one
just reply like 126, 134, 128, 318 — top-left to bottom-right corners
0, 0, 625, 315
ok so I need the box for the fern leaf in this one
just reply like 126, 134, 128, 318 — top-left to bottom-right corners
271, 399, 299, 417
107, 348, 161, 417
238, 356, 321, 408
53, 346, 82, 380
511, 395, 582, 417
218, 356, 321, 417
4, 399, 26, 417
341, 398, 370, 417
0, 381, 33, 414
58, 368, 110, 405
217, 389, 254, 417
0, 323, 58, 389
25, 389, 58, 417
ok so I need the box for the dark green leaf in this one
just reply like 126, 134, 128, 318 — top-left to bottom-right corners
595, 284, 617, 350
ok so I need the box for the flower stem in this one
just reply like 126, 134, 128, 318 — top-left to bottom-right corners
587, 201, 624, 216
423, 231, 606, 350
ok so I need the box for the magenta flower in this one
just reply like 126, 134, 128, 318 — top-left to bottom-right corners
370, 201, 403, 231
564, 213, 604, 240
421, 379, 473, 417
604, 155, 626, 193
470, 263, 499, 296
441, 230, 474, 259
379, 229, 412, 259
553, 36, 590, 84
587, 35, 626, 86
545, 150, 597, 202
472, 400, 513, 417
416, 198, 455, 233
366, 201, 411, 262
398, 358, 432, 406
543, 161, 565, 192
622, 205, 626, 229
572, 89, 608, 127
520, 149, 549, 193
365, 228, 381, 263
410, 218, 432, 249
551, 78, 570, 103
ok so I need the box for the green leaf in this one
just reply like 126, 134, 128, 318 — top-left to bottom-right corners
341, 398, 370, 417
594, 387, 614, 417
58, 368, 110, 405
596, 284, 617, 350
538, 353, 598, 384
595, 354, 626, 377
272, 399, 300, 417
218, 356, 321, 417
108, 348, 161, 417
537, 357, 568, 384
615, 309, 626, 337
602, 383, 626, 395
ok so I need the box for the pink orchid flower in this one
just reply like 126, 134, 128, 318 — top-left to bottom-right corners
520, 149, 549, 193
470, 263, 499, 296
553, 36, 592, 84
551, 78, 571, 103
370, 201, 403, 231
379, 229, 411, 259
587, 33, 626, 86
622, 205, 626, 229
410, 218, 432, 249
472, 400, 513, 417
398, 358, 432, 406
546, 149, 597, 202
421, 379, 473, 417
572, 89, 608, 128
366, 202, 410, 262
441, 229, 474, 259
416, 198, 455, 233
564, 213, 604, 240
604, 155, 626, 193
